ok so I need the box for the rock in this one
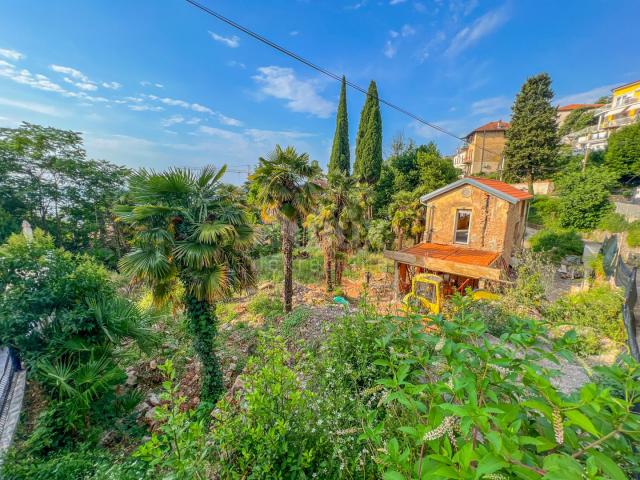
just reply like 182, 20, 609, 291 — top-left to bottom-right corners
147, 393, 161, 406
149, 359, 157, 370
125, 370, 138, 387
229, 375, 245, 397
228, 363, 237, 372
145, 407, 157, 421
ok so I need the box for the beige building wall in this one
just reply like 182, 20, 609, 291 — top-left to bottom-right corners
423, 184, 528, 262
466, 131, 507, 175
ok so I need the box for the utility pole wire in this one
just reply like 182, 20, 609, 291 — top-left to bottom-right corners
184, 0, 505, 159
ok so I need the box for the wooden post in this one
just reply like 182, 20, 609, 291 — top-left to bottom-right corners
393, 261, 399, 301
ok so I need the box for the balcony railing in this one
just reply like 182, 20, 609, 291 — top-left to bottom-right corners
600, 115, 639, 129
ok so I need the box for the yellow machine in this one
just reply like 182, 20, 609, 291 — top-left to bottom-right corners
402, 273, 499, 315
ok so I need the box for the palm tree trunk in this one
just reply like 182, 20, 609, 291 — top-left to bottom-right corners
281, 219, 297, 313
184, 293, 224, 402
325, 250, 333, 292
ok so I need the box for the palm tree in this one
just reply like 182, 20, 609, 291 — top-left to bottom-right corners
250, 146, 321, 312
116, 165, 255, 402
389, 191, 423, 250
307, 171, 363, 291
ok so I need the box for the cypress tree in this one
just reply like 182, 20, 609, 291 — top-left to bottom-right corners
354, 80, 383, 185
503, 73, 559, 193
328, 76, 350, 179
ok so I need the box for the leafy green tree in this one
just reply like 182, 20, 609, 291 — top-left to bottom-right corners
415, 146, 460, 197
558, 107, 598, 136
556, 167, 617, 230
604, 122, 640, 181
250, 146, 321, 312
0, 123, 130, 261
117, 166, 255, 402
372, 162, 396, 219
354, 80, 383, 186
503, 73, 560, 192
367, 219, 392, 252
328, 76, 350, 178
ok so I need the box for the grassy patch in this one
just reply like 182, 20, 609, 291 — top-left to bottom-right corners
246, 293, 284, 323
529, 228, 583, 262
545, 284, 625, 349
256, 248, 324, 284
280, 306, 311, 337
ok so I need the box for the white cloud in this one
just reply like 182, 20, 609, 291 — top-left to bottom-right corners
102, 81, 121, 89
445, 6, 509, 56
471, 95, 510, 115
215, 113, 243, 127
0, 48, 24, 61
345, 1, 367, 10
413, 2, 426, 12
129, 104, 164, 112
289, 31, 299, 36
227, 60, 246, 69
390, 0, 407, 5
384, 24, 415, 58
159, 97, 190, 108
555, 84, 616, 106
191, 103, 213, 114
198, 125, 244, 141
162, 115, 185, 127
0, 96, 63, 116
209, 31, 240, 48
417, 31, 446, 62
253, 66, 334, 118
140, 80, 164, 88
0, 61, 67, 94
50, 64, 89, 81
384, 41, 398, 58
244, 128, 314, 143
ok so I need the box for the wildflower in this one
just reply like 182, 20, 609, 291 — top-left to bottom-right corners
434, 336, 446, 351
552, 408, 564, 445
483, 474, 508, 480
362, 384, 384, 396
488, 363, 510, 376
335, 427, 359, 436
422, 416, 457, 442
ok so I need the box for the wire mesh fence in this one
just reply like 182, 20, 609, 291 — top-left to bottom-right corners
602, 235, 639, 361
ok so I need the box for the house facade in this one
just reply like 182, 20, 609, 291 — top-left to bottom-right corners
455, 121, 509, 176
384, 177, 532, 297
556, 103, 604, 126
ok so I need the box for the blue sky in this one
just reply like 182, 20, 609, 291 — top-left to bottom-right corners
1, 0, 639, 183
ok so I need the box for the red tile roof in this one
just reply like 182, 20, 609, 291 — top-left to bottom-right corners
401, 242, 499, 267
468, 177, 534, 201
558, 103, 604, 112
467, 120, 509, 138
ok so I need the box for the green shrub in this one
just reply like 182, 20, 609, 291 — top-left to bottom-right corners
215, 301, 238, 324
628, 220, 640, 247
247, 293, 283, 322
135, 361, 208, 479
1, 447, 113, 480
280, 306, 310, 337
555, 168, 617, 230
597, 211, 629, 232
365, 295, 640, 479
528, 195, 561, 228
546, 284, 625, 344
210, 337, 332, 479
529, 228, 584, 262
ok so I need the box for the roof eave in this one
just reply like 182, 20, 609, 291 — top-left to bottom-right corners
420, 178, 523, 205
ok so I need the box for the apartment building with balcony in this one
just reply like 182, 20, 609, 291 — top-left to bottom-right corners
452, 121, 509, 176
562, 80, 640, 153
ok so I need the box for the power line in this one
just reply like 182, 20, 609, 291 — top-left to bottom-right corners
183, 0, 505, 159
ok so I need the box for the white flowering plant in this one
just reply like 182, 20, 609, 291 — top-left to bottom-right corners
363, 294, 640, 480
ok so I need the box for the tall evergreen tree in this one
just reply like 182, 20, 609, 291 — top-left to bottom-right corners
328, 76, 350, 179
503, 73, 559, 193
354, 80, 383, 185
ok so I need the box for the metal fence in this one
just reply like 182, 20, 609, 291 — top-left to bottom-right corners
602, 235, 639, 361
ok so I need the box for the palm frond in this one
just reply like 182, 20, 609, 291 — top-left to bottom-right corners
119, 248, 173, 281
195, 222, 235, 244
173, 241, 220, 269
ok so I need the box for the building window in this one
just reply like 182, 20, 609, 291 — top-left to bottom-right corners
454, 209, 471, 244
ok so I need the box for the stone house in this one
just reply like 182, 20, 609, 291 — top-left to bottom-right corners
384, 177, 532, 297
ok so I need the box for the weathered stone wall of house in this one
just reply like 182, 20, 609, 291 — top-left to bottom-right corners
467, 131, 507, 175
423, 185, 529, 262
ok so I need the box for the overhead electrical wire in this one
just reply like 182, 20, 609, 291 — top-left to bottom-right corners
183, 0, 505, 161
